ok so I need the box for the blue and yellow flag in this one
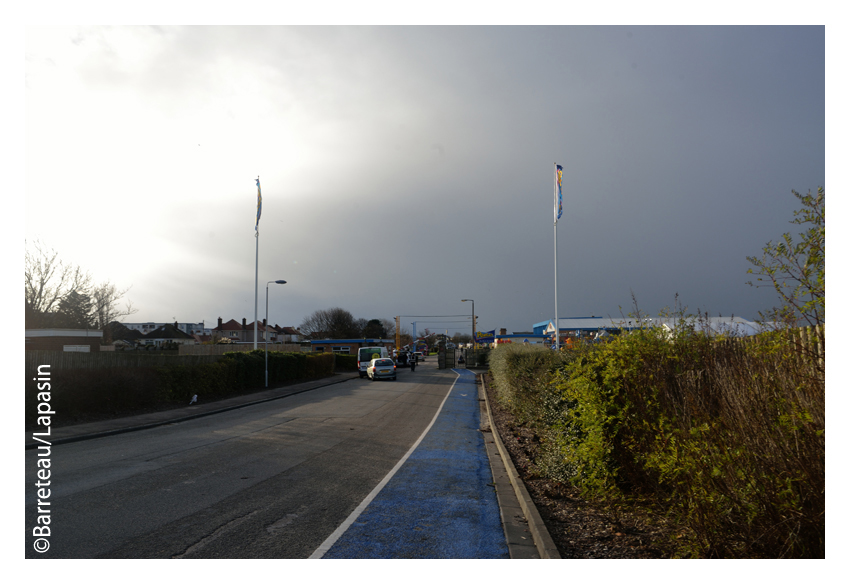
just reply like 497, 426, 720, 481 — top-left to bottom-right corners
255, 177, 262, 231
554, 164, 563, 223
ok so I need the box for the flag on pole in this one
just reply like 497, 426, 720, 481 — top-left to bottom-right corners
554, 164, 563, 222
255, 177, 262, 231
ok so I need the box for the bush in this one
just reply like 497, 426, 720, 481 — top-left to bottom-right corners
26, 350, 339, 427
490, 322, 824, 558
334, 354, 357, 371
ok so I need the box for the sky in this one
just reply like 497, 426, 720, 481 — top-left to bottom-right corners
20, 23, 827, 337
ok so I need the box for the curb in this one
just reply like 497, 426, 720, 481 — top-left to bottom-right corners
25, 373, 360, 450
479, 374, 561, 559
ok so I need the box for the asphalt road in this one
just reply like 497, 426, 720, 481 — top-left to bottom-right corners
24, 365, 507, 559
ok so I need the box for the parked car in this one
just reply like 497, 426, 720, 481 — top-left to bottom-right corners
367, 358, 397, 381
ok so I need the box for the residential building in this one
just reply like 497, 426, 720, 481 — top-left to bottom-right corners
140, 323, 196, 347
123, 321, 207, 336
212, 318, 301, 344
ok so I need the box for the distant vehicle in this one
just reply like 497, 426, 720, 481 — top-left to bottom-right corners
395, 350, 411, 367
358, 346, 389, 378
367, 358, 396, 381
413, 351, 425, 362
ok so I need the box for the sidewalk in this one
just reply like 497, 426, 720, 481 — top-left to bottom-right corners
25, 372, 360, 449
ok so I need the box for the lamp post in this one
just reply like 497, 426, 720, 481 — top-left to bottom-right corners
265, 279, 287, 387
461, 299, 474, 348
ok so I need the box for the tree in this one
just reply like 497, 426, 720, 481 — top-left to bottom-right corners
90, 280, 137, 329
362, 319, 387, 338
380, 318, 396, 338
25, 239, 92, 327
353, 318, 368, 337
24, 239, 137, 330
299, 307, 361, 339
452, 332, 472, 345
747, 187, 824, 330
54, 290, 94, 328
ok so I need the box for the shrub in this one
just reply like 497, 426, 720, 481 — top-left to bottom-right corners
490, 321, 824, 558
334, 354, 357, 371
26, 350, 339, 427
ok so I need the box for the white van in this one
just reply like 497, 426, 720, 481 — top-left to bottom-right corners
358, 346, 389, 378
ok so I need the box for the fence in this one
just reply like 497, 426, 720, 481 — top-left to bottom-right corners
722, 324, 824, 380
178, 343, 302, 356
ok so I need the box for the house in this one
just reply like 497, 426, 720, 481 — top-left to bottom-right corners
103, 321, 145, 345
274, 326, 303, 344
140, 323, 196, 348
123, 321, 207, 336
211, 318, 300, 344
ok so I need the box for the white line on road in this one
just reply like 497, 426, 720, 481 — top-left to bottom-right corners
308, 371, 462, 559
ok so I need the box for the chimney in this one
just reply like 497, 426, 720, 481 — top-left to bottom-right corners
263, 318, 267, 327
242, 318, 247, 329
218, 317, 222, 328
500, 328, 507, 336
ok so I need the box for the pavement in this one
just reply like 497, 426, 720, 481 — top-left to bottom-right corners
24, 365, 559, 558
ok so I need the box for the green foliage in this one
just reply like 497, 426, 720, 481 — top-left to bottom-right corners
27, 351, 337, 425
54, 290, 95, 328
489, 344, 561, 425
490, 320, 824, 558
334, 354, 357, 370
747, 187, 824, 329
362, 319, 387, 338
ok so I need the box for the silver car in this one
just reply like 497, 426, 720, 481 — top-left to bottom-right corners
367, 358, 397, 381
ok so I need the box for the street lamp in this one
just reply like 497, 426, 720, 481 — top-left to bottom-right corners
265, 279, 287, 387
461, 299, 474, 348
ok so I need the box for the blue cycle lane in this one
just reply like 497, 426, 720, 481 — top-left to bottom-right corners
313, 369, 509, 559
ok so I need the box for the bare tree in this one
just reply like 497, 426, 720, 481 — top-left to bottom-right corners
25, 239, 92, 316
90, 281, 137, 329
299, 307, 360, 339
25, 239, 136, 330
380, 318, 396, 338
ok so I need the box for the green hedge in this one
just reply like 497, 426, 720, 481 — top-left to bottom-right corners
26, 350, 337, 424
489, 327, 824, 558
334, 354, 357, 370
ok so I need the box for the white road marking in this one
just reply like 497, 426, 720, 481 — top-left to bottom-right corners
308, 371, 462, 559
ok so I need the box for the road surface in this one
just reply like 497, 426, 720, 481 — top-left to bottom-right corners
25, 366, 507, 559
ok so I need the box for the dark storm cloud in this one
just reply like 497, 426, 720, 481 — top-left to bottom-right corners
25, 26, 824, 335
266, 26, 824, 332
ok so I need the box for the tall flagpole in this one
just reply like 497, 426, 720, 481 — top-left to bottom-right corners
554, 197, 559, 350
254, 176, 262, 350
254, 230, 259, 350
553, 163, 562, 351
